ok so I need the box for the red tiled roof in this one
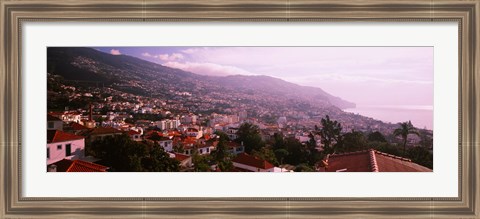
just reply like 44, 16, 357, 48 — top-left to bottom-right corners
128, 130, 141, 135
324, 149, 432, 172
172, 153, 190, 162
47, 130, 84, 143
232, 153, 274, 170
50, 159, 108, 172
70, 122, 89, 130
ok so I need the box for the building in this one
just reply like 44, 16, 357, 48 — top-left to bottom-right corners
186, 128, 202, 139
47, 130, 85, 165
317, 149, 432, 172
48, 159, 108, 172
80, 127, 123, 142
49, 111, 82, 124
226, 141, 245, 155
170, 153, 192, 169
226, 127, 238, 140
128, 130, 142, 141
232, 153, 286, 172
47, 114, 63, 131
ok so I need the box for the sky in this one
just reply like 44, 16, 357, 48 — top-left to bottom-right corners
94, 47, 433, 107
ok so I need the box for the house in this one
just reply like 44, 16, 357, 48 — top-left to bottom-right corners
317, 149, 432, 172
49, 111, 82, 124
158, 137, 174, 152
47, 130, 85, 165
128, 130, 142, 141
170, 153, 192, 169
226, 141, 245, 155
63, 122, 89, 135
47, 114, 63, 131
232, 153, 279, 172
226, 127, 238, 140
80, 127, 123, 142
47, 159, 108, 172
186, 128, 203, 139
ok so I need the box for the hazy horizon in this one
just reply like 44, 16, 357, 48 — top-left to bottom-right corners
94, 46, 433, 109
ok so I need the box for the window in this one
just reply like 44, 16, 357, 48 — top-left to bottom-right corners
199, 149, 203, 154
47, 121, 54, 129
57, 144, 62, 150
164, 142, 168, 147
206, 148, 210, 153
47, 148, 50, 159
65, 143, 72, 156
236, 146, 243, 152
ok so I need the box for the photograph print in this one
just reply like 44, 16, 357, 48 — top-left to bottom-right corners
46, 47, 433, 172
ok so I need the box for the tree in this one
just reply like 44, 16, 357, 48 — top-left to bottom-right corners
89, 134, 147, 171
142, 142, 180, 172
274, 149, 289, 165
295, 163, 315, 172
210, 133, 234, 171
252, 147, 279, 166
88, 134, 180, 172
367, 131, 387, 143
393, 121, 419, 155
236, 123, 265, 153
338, 130, 367, 153
283, 137, 309, 166
318, 115, 342, 154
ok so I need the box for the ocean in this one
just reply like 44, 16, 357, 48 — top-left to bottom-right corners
343, 105, 433, 130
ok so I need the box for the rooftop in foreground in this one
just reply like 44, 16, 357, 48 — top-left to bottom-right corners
320, 149, 432, 172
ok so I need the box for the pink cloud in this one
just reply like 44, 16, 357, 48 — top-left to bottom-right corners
141, 52, 152, 57
163, 62, 254, 76
158, 53, 184, 61
142, 52, 184, 61
110, 49, 122, 55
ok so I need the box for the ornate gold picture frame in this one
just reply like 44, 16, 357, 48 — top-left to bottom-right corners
1, 0, 478, 218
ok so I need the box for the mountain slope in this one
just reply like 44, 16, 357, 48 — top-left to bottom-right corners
47, 47, 355, 109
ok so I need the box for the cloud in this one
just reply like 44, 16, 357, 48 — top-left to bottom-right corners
158, 53, 184, 61
163, 62, 254, 76
110, 49, 122, 55
141, 52, 184, 61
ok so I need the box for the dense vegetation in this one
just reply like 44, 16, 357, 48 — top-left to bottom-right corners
233, 116, 433, 171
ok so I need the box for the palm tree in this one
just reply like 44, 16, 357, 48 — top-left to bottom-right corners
393, 121, 419, 156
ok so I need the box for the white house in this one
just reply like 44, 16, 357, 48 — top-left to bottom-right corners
186, 128, 203, 139
47, 130, 85, 165
128, 130, 142, 141
49, 111, 82, 124
158, 137, 174, 152
226, 127, 239, 140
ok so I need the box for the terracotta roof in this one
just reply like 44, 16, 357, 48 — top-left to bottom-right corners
232, 153, 274, 170
50, 159, 108, 172
324, 149, 432, 172
172, 153, 190, 162
128, 130, 141, 135
47, 130, 84, 143
47, 114, 62, 121
70, 122, 89, 131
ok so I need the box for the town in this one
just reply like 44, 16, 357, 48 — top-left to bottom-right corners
47, 90, 433, 172
46, 47, 433, 172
